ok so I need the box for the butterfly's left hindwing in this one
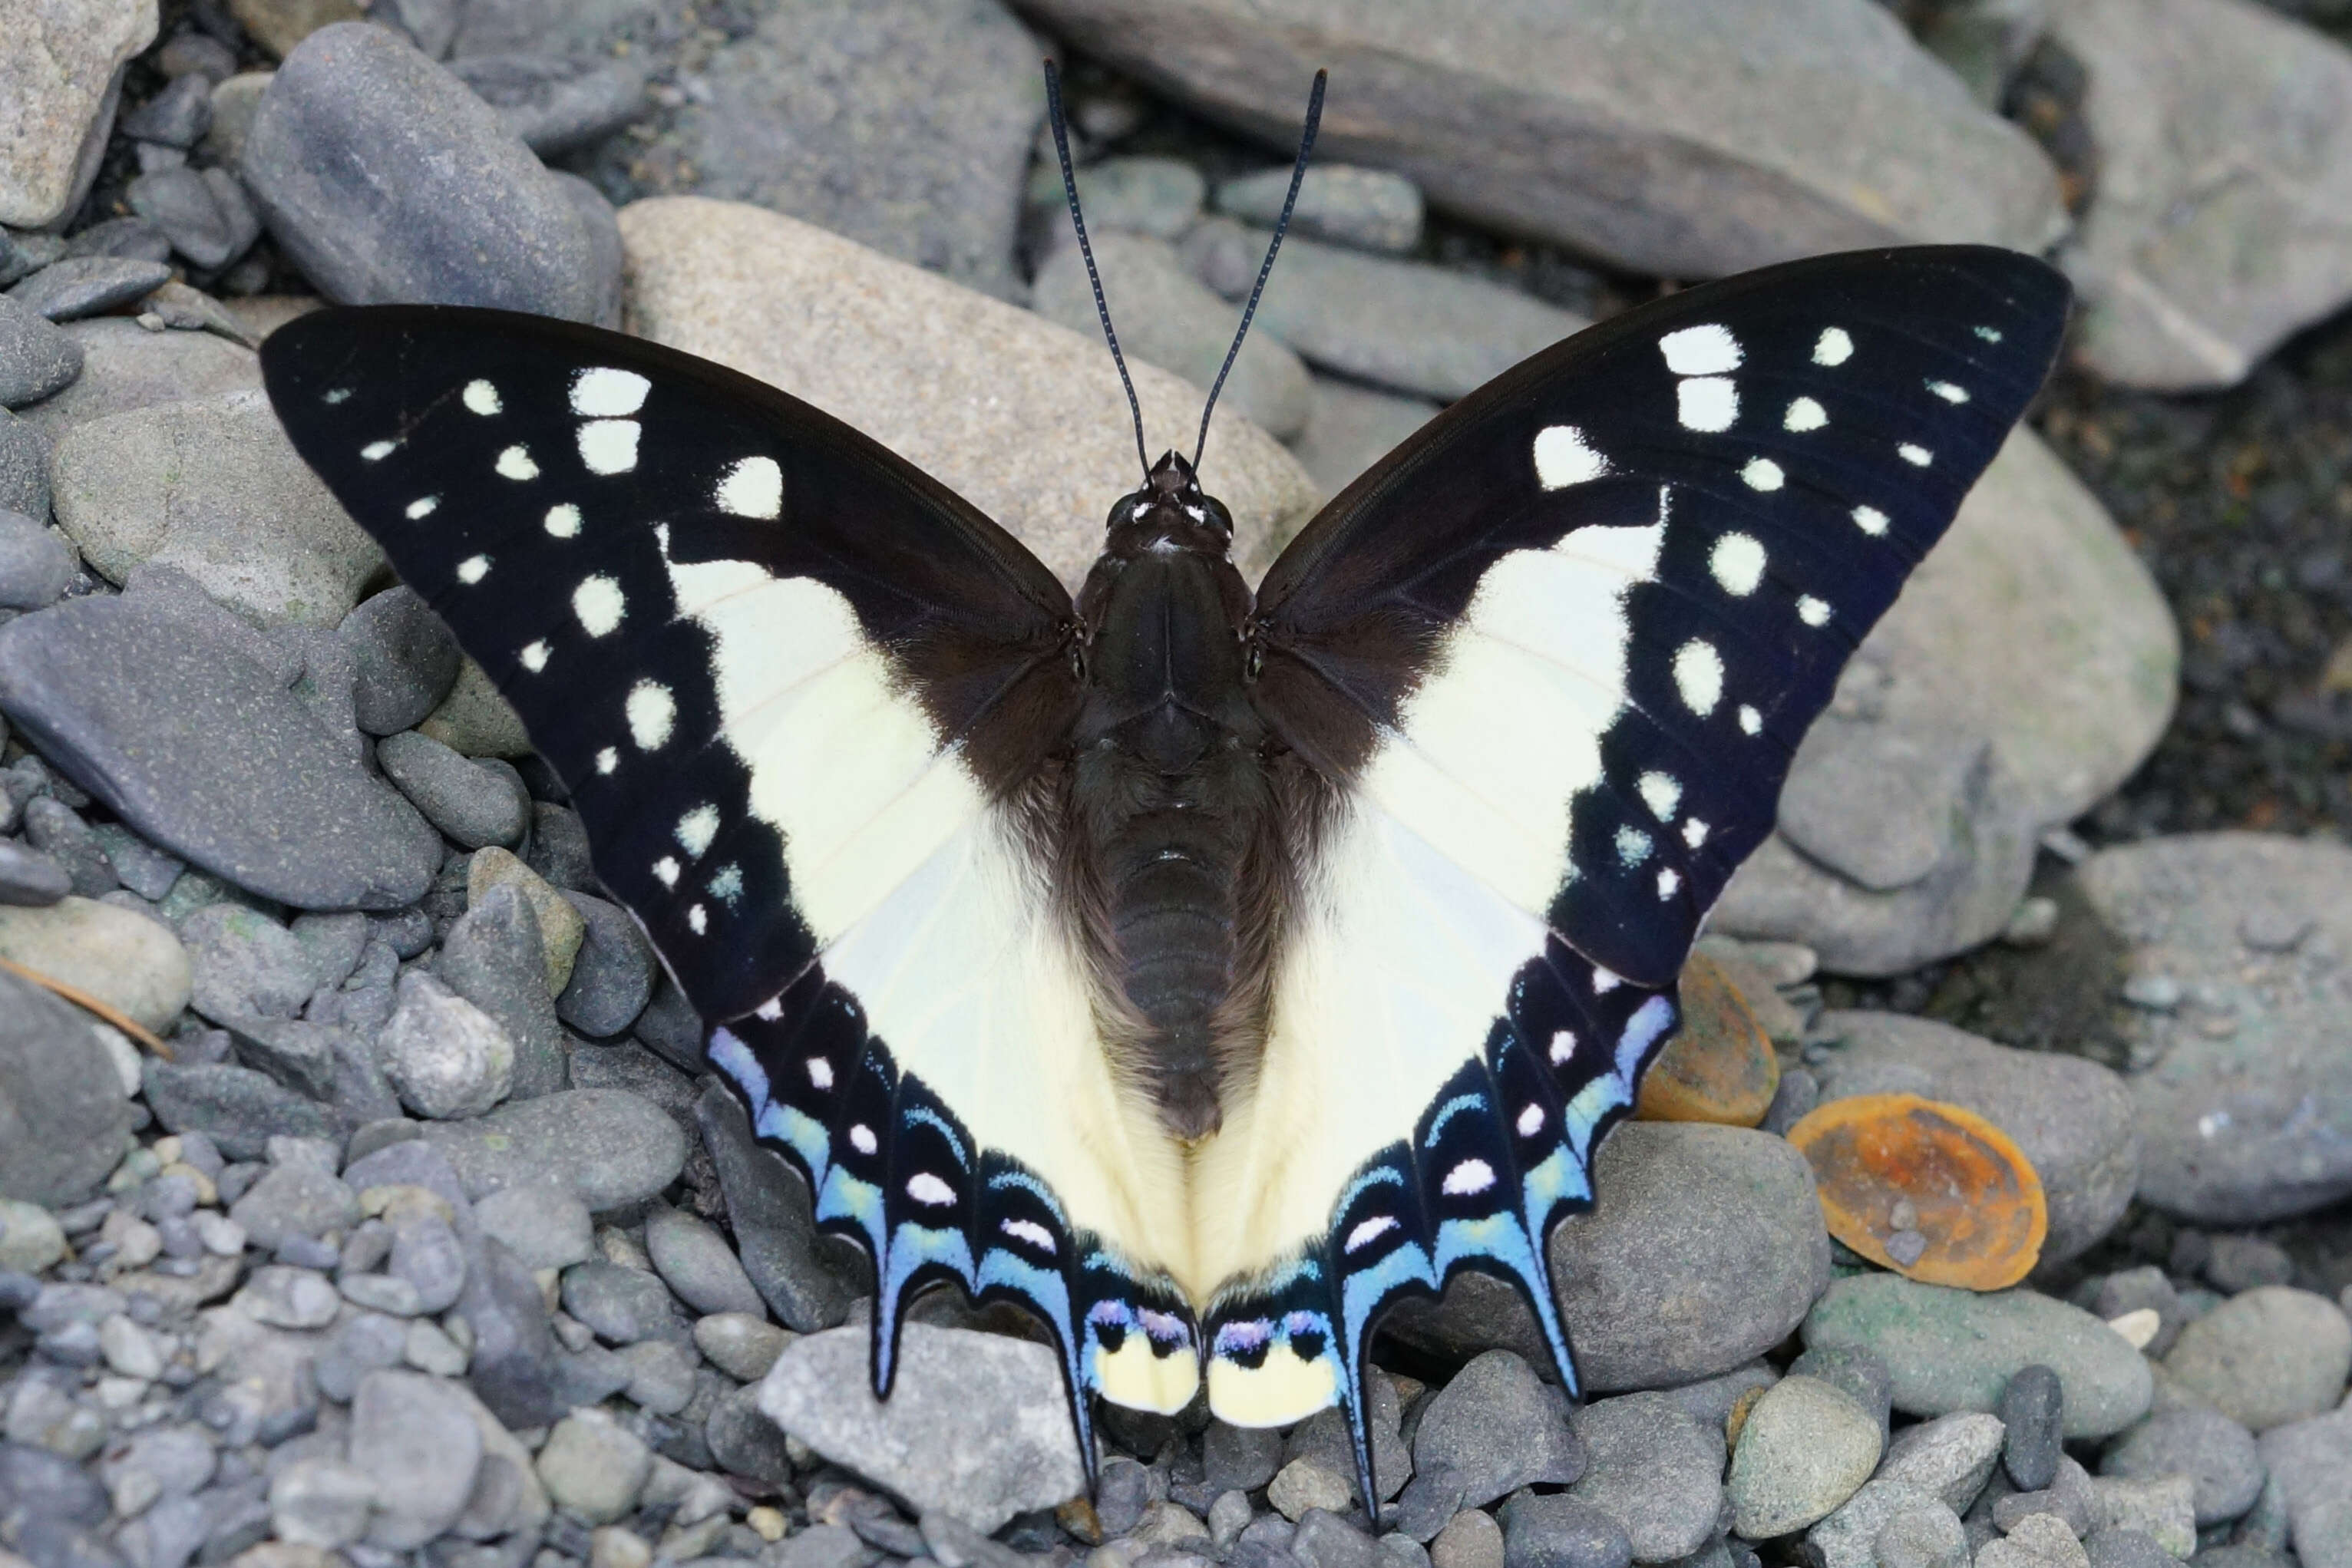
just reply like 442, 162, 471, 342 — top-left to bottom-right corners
1201, 248, 2070, 1495
261, 307, 1201, 1475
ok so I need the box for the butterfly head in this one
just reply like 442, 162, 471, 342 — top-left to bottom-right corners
1103, 449, 1236, 560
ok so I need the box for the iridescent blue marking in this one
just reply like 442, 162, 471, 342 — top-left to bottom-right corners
988, 1169, 1066, 1221
707, 1028, 768, 1107
1425, 1091, 1486, 1143
756, 1100, 831, 1183
1335, 1164, 1407, 1213
901, 1105, 969, 1167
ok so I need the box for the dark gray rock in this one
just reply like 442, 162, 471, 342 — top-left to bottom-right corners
121, 75, 215, 147
0, 584, 443, 909
226, 1160, 358, 1251
1293, 1510, 1378, 1568
241, 23, 619, 322
22, 796, 117, 897
1285, 1372, 1410, 1504
1413, 1351, 1582, 1510
0, 412, 48, 521
93, 824, 187, 902
0, 967, 133, 1205
633, 973, 704, 1072
525, 801, 592, 890
447, 53, 646, 156
458, 1226, 562, 1429
663, 0, 1042, 299
2204, 1236, 2295, 1295
6, 258, 170, 322
2001, 1366, 2065, 1491
0, 511, 75, 611
561, 1260, 688, 1345
125, 167, 262, 270
2092, 1268, 2186, 1360
644, 1204, 765, 1319
1566, 1393, 1725, 1563
705, 1381, 793, 1487
183, 903, 317, 1022
64, 216, 173, 264
1205, 1421, 1284, 1493
694, 1081, 862, 1330
556, 889, 653, 1038
339, 587, 461, 735
0, 841, 71, 906
379, 730, 527, 850
1498, 1494, 1634, 1568
143, 1060, 335, 1160
419, 1087, 685, 1210
436, 883, 566, 1098
2103, 1407, 2264, 1526
349, 1369, 484, 1549
0, 296, 82, 408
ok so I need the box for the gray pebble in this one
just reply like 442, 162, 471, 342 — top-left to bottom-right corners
0, 839, 71, 906
7, 257, 172, 322
1498, 1494, 1633, 1568
126, 167, 262, 270
1728, 1375, 1881, 1537
379, 729, 527, 849
446, 53, 649, 157
562, 1260, 688, 1346
1873, 1498, 1969, 1568
123, 75, 216, 147
457, 1227, 563, 1430
340, 587, 461, 735
1206, 1419, 1285, 1493
22, 797, 115, 897
1791, 1346, 1893, 1448
2203, 1236, 2295, 1295
226, 1160, 358, 1251
474, 1182, 593, 1271
379, 969, 514, 1121
1295, 1510, 1379, 1568
618, 1336, 699, 1414
419, 1086, 685, 1211
703, 1381, 792, 1487
92, 823, 187, 900
0, 296, 82, 408
315, 1311, 410, 1401
2091, 1268, 2185, 1359
1567, 1392, 1725, 1562
0, 411, 49, 520
435, 882, 565, 1100
183, 902, 316, 1022
2082, 1531, 2172, 1568
557, 889, 656, 1038
1414, 1350, 1584, 1508
1216, 164, 1424, 254
2103, 1407, 2264, 1525
2001, 1365, 2066, 1490
234, 1264, 342, 1329
144, 1061, 335, 1159
692, 1083, 859, 1330
388, 1208, 466, 1312
645, 1205, 765, 1319
535, 1408, 652, 1523
692, 1312, 788, 1382
2165, 1287, 2352, 1431
350, 1368, 484, 1548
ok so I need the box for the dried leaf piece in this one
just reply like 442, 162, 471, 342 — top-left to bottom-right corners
1788, 1092, 2046, 1289
1637, 952, 1781, 1127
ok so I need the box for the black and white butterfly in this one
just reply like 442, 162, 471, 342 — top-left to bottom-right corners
260, 68, 2068, 1507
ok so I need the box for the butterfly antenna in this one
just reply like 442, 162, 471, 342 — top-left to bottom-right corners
1193, 67, 1327, 470
1044, 59, 1150, 482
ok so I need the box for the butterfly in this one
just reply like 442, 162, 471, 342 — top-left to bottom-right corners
259, 62, 2069, 1511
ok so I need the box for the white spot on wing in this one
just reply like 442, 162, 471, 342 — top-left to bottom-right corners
1974, 325, 2003, 343
686, 903, 707, 935
677, 804, 720, 857
652, 856, 679, 888
462, 380, 501, 414
1852, 505, 1890, 536
571, 368, 650, 417
1343, 1215, 1398, 1253
1516, 1103, 1544, 1137
1442, 1159, 1496, 1197
595, 747, 618, 774
456, 555, 488, 584
1739, 704, 1762, 734
1798, 595, 1832, 627
1549, 1029, 1577, 1065
755, 998, 782, 1022
848, 1123, 877, 1156
906, 1172, 956, 1207
1783, 397, 1827, 432
1659, 323, 1742, 375
361, 440, 396, 461
1673, 639, 1723, 715
1926, 380, 1970, 404
1637, 771, 1682, 819
519, 641, 549, 672
1741, 457, 1785, 491
1683, 818, 1709, 847
806, 1056, 834, 1090
626, 680, 676, 750
495, 444, 538, 480
1000, 1217, 1055, 1253
1709, 533, 1766, 596
1533, 424, 1608, 489
715, 456, 783, 519
1616, 825, 1653, 866
1898, 443, 1933, 467
1658, 869, 1682, 900
578, 419, 639, 475
1676, 377, 1737, 432
573, 576, 623, 636
544, 503, 581, 538
322, 388, 351, 405
405, 497, 438, 520
1814, 327, 1854, 367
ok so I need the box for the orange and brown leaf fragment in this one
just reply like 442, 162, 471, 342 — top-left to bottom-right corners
1637, 952, 1782, 1127
1787, 1092, 2046, 1290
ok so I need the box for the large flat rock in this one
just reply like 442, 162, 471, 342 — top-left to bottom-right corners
619, 196, 1319, 589
1006, 0, 2066, 279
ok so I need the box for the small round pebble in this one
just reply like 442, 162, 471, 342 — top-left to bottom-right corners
693, 1312, 788, 1381
2083, 1531, 2174, 1568
1432, 1510, 1505, 1568
1729, 1375, 1883, 1537
2102, 1406, 2264, 1524
378, 730, 527, 849
646, 1204, 766, 1318
1269, 1457, 1354, 1521
2001, 1365, 2066, 1490
535, 1408, 653, 1524
1873, 1497, 1970, 1568
2163, 1286, 2352, 1431
1497, 1494, 1632, 1568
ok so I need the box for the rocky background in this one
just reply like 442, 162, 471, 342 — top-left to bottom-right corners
2, 6, 2352, 1568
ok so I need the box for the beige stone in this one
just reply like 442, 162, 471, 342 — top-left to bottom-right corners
0, 896, 190, 1033
0, 0, 157, 228
619, 196, 1319, 590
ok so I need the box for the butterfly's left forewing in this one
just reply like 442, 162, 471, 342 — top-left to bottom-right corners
262, 308, 1201, 1470
1204, 248, 2070, 1494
